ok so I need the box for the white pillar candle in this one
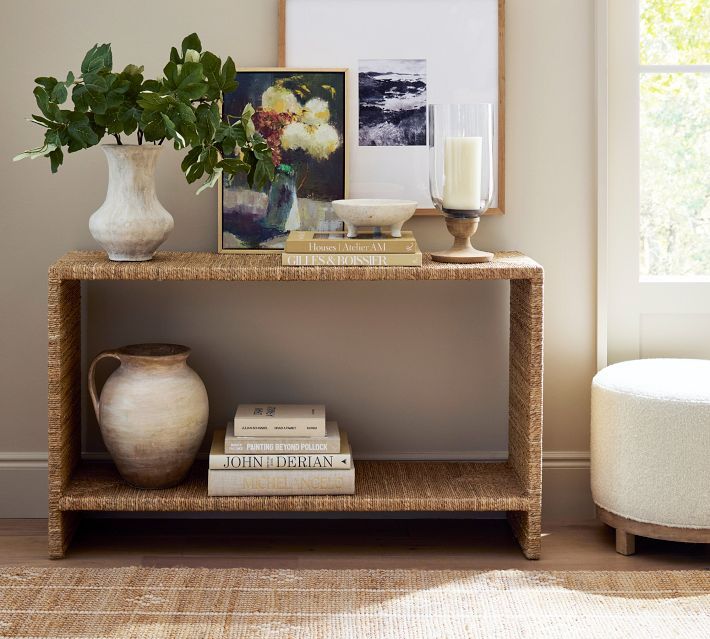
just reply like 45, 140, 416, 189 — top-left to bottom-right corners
443, 136, 482, 211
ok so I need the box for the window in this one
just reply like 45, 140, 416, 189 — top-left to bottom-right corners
638, 0, 710, 277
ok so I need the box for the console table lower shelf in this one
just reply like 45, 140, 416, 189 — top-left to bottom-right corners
53, 460, 539, 558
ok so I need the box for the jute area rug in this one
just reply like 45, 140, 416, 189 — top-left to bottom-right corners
0, 567, 708, 638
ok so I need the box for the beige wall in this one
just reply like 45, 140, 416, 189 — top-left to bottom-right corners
0, 0, 596, 519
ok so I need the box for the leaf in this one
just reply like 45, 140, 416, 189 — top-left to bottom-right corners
175, 61, 206, 100
240, 103, 257, 139
76, 72, 110, 113
208, 102, 221, 128
196, 167, 222, 195
163, 60, 206, 101
35, 76, 58, 92
105, 79, 129, 109
217, 157, 250, 174
121, 64, 143, 77
49, 146, 64, 173
13, 142, 57, 161
264, 158, 276, 181
137, 91, 169, 110
253, 159, 270, 190
170, 46, 181, 64
200, 51, 222, 99
162, 61, 180, 89
29, 114, 58, 129
220, 56, 237, 94
141, 111, 167, 141
160, 113, 186, 148
45, 128, 63, 148
185, 159, 205, 183
175, 101, 196, 123
142, 79, 161, 93
181, 146, 202, 172
195, 102, 218, 139
33, 86, 56, 119
181, 33, 202, 56
66, 113, 99, 150
204, 145, 218, 172
241, 147, 257, 187
252, 133, 269, 154
80, 43, 112, 74
232, 121, 247, 147
120, 106, 140, 136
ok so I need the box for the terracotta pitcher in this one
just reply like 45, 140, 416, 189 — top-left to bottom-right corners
89, 344, 208, 489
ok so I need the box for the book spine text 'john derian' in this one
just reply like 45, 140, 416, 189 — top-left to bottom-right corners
210, 451, 351, 470
234, 404, 326, 437
282, 252, 422, 267
208, 468, 355, 496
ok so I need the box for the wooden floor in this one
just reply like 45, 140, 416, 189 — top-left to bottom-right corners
1, 518, 708, 570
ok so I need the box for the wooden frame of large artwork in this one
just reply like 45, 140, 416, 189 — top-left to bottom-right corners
218, 67, 349, 254
278, 0, 505, 216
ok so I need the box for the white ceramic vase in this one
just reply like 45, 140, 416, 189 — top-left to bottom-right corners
89, 344, 209, 489
89, 144, 174, 261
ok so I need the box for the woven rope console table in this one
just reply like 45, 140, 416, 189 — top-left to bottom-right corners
48, 251, 543, 559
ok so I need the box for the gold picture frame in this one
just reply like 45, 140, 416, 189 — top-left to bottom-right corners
278, 0, 506, 217
218, 67, 349, 254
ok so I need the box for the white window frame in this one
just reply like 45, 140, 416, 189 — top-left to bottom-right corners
598, 0, 710, 367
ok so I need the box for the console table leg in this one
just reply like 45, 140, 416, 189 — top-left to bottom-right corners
48, 276, 82, 559
507, 277, 543, 560
508, 510, 541, 559
49, 511, 80, 559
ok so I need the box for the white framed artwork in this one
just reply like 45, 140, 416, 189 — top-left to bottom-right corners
279, 0, 504, 215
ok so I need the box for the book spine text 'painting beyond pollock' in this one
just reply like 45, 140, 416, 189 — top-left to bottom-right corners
225, 421, 341, 453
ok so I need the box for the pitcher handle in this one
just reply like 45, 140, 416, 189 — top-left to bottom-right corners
88, 350, 122, 421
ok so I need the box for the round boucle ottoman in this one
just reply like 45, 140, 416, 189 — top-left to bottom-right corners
591, 358, 710, 555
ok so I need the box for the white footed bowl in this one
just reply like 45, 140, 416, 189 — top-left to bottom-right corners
332, 199, 418, 238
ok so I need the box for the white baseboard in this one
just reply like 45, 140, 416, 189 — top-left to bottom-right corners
0, 450, 591, 468
0, 451, 592, 518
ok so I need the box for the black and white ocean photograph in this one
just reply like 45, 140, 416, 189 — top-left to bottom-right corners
358, 59, 427, 146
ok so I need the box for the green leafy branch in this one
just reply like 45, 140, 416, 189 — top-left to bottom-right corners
14, 33, 276, 193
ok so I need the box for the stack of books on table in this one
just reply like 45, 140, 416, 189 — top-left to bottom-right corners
282, 230, 422, 267
208, 404, 355, 496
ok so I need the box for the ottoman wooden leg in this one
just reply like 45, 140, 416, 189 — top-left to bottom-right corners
615, 528, 636, 556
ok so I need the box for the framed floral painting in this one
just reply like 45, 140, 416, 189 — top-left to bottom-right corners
218, 68, 347, 253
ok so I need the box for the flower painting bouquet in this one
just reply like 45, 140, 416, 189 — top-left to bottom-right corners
221, 70, 346, 251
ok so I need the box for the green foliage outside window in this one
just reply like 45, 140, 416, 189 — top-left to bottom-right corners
639, 1, 709, 276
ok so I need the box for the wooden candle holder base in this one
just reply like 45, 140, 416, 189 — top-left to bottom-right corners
431, 217, 494, 264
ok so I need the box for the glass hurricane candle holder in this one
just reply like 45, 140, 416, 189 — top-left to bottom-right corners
429, 103, 495, 263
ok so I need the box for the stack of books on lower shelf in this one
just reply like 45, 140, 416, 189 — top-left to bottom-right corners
282, 230, 422, 267
208, 404, 354, 496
